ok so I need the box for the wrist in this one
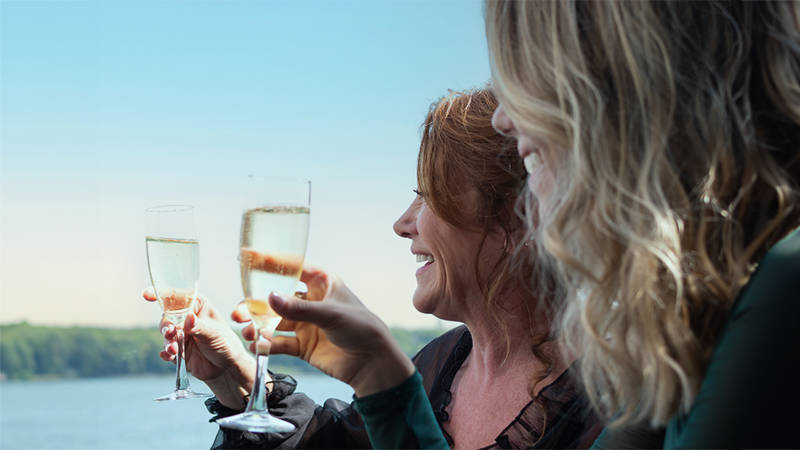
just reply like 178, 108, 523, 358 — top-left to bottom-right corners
205, 355, 257, 410
350, 344, 415, 397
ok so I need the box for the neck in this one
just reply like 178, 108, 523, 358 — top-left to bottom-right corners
459, 290, 551, 383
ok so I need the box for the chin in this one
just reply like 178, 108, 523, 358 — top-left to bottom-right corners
412, 290, 438, 315
412, 298, 435, 315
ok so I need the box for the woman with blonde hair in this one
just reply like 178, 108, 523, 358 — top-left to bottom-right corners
259, 1, 800, 448
487, 1, 800, 447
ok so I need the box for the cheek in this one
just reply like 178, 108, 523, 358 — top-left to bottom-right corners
439, 242, 482, 298
526, 165, 555, 208
416, 206, 434, 236
529, 152, 561, 208
530, 167, 555, 197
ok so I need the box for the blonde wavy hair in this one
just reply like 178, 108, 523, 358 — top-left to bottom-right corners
486, 0, 800, 427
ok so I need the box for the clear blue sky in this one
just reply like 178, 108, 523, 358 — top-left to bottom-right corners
1, 0, 491, 328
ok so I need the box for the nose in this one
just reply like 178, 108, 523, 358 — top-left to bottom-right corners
393, 197, 420, 239
492, 104, 515, 137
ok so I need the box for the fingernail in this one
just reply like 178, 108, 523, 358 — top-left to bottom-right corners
161, 326, 169, 336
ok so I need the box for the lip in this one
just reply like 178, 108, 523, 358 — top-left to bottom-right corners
412, 248, 434, 276
517, 134, 548, 162
517, 142, 534, 160
416, 260, 434, 276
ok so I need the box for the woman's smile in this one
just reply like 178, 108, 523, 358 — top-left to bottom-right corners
415, 253, 435, 276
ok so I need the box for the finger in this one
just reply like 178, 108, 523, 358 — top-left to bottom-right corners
143, 288, 157, 302
298, 265, 325, 284
164, 341, 178, 356
161, 322, 177, 341
245, 334, 296, 356
159, 349, 175, 362
242, 323, 256, 341
269, 292, 337, 327
232, 301, 251, 323
184, 338, 196, 365
258, 328, 274, 340
184, 312, 224, 348
254, 337, 270, 356
298, 267, 330, 300
275, 318, 297, 332
196, 297, 222, 321
236, 252, 330, 301
240, 248, 303, 277
268, 335, 300, 357
184, 313, 198, 335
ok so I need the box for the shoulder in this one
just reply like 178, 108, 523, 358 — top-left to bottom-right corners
753, 226, 800, 278
663, 227, 800, 449
411, 325, 470, 393
411, 325, 469, 364
733, 226, 800, 315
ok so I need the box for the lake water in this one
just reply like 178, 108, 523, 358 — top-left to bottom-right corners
0, 373, 354, 450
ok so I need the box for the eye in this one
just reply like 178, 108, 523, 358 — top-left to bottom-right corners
413, 188, 424, 197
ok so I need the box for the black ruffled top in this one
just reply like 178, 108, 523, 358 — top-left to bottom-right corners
208, 325, 602, 449
414, 326, 602, 449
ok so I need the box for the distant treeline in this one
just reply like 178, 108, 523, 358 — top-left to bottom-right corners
0, 322, 445, 380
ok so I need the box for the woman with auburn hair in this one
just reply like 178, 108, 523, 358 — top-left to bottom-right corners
255, 1, 800, 449
149, 88, 600, 448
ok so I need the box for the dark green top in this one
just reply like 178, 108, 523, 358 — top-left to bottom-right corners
352, 371, 449, 450
662, 226, 800, 449
356, 228, 800, 449
594, 226, 800, 449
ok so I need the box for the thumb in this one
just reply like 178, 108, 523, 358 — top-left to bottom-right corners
183, 313, 213, 343
269, 292, 336, 327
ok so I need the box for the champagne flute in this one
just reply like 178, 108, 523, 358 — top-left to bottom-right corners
145, 204, 211, 401
217, 178, 310, 433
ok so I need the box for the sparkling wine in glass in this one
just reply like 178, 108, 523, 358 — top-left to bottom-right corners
216, 178, 310, 433
145, 204, 211, 401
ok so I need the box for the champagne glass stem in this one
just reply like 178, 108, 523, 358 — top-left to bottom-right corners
245, 351, 270, 413
154, 313, 209, 401
175, 326, 190, 391
216, 329, 293, 432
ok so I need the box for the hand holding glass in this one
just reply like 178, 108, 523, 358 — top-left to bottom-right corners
145, 204, 210, 401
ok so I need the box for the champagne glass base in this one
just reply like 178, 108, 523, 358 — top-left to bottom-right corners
216, 411, 296, 433
154, 388, 212, 402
